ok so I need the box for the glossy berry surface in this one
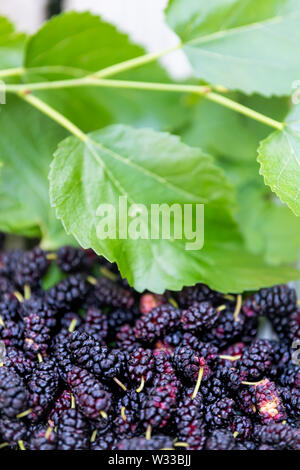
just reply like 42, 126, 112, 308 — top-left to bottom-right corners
0, 243, 299, 451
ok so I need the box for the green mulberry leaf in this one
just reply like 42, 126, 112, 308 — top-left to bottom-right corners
50, 124, 300, 293
0, 95, 74, 248
181, 92, 300, 265
258, 104, 300, 217
165, 0, 300, 96
0, 16, 25, 69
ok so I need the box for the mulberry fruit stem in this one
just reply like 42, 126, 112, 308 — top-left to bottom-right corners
100, 410, 108, 419
121, 406, 127, 422
16, 408, 32, 419
24, 284, 31, 301
218, 354, 242, 361
241, 379, 265, 386
0, 442, 9, 449
136, 376, 145, 393
90, 430, 98, 443
45, 427, 53, 440
233, 294, 243, 322
46, 253, 57, 261
145, 425, 152, 441
18, 440, 26, 450
87, 276, 97, 286
100, 267, 118, 281
223, 294, 235, 301
37, 353, 43, 363
192, 367, 204, 400
0, 316, 5, 328
217, 304, 226, 312
13, 291, 24, 303
174, 442, 189, 448
169, 297, 179, 308
113, 377, 127, 392
71, 394, 76, 409
68, 319, 77, 333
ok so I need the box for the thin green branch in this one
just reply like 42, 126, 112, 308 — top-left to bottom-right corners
0, 44, 179, 82
206, 92, 284, 131
19, 92, 87, 142
0, 67, 24, 79
5, 78, 210, 94
90, 44, 181, 79
5, 79, 90, 92
7, 78, 284, 131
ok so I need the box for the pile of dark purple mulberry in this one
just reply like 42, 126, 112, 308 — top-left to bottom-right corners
0, 244, 299, 451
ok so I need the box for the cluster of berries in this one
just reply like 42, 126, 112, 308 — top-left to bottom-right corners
0, 244, 299, 450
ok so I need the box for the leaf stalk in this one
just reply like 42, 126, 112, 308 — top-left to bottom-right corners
5, 78, 284, 131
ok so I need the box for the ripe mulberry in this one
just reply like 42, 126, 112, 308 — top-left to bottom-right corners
114, 389, 145, 438
255, 422, 300, 450
116, 324, 140, 352
48, 390, 73, 427
15, 247, 50, 289
0, 294, 19, 322
27, 359, 59, 421
153, 350, 180, 388
141, 383, 177, 430
23, 314, 50, 359
68, 330, 127, 384
205, 398, 235, 428
134, 304, 181, 343
239, 339, 273, 381
0, 416, 28, 447
181, 301, 220, 333
201, 308, 245, 349
200, 372, 228, 404
52, 333, 73, 381
180, 333, 218, 364
107, 307, 138, 335
175, 396, 206, 450
30, 427, 57, 450
243, 284, 296, 318
57, 246, 86, 273
93, 277, 134, 309
288, 310, 300, 341
280, 387, 300, 420
205, 429, 235, 450
157, 330, 183, 353
67, 366, 112, 420
57, 409, 89, 450
231, 415, 253, 441
0, 276, 15, 297
4, 346, 34, 379
173, 345, 211, 383
0, 319, 23, 349
20, 296, 57, 329
128, 347, 155, 388
91, 432, 116, 450
176, 284, 222, 308
0, 366, 29, 418
83, 307, 108, 343
279, 362, 300, 388
45, 274, 89, 312
0, 250, 24, 279
253, 379, 286, 424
